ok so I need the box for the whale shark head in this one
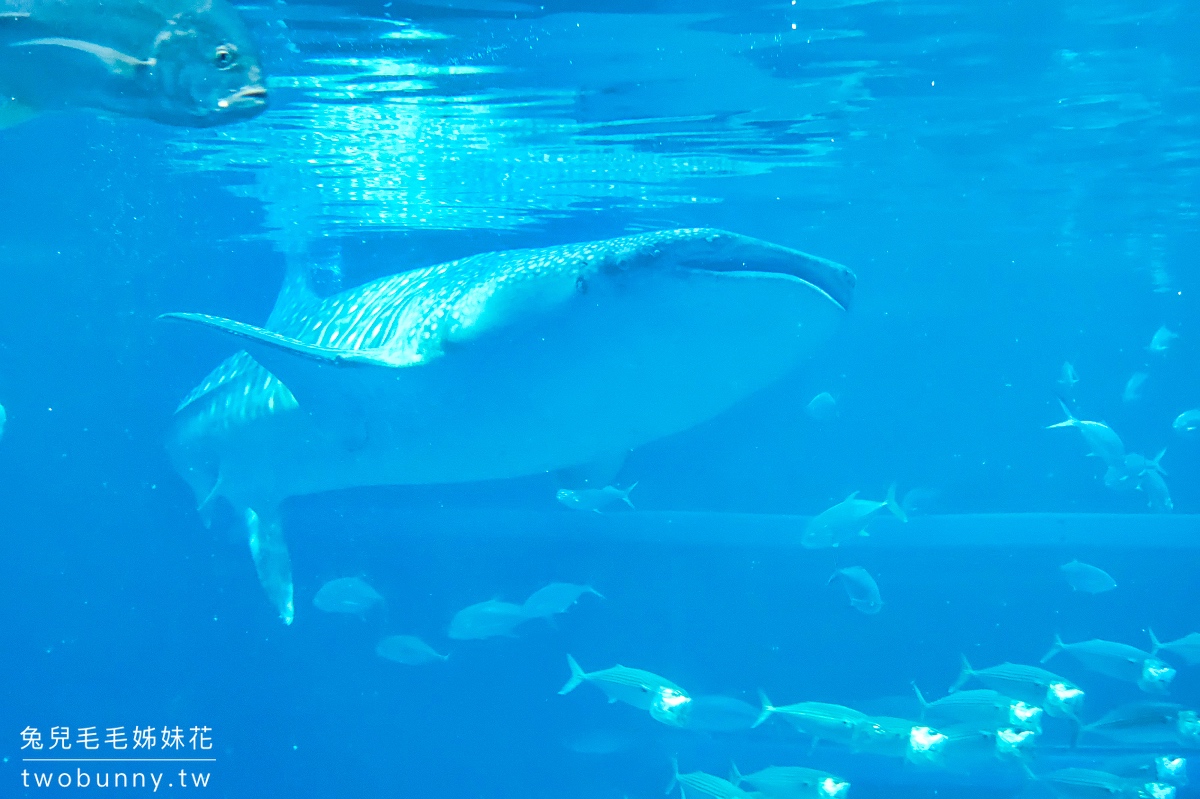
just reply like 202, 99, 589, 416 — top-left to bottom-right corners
162, 228, 855, 623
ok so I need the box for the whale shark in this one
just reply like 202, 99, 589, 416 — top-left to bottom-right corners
161, 228, 856, 623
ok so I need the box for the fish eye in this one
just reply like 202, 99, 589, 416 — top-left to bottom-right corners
214, 45, 238, 69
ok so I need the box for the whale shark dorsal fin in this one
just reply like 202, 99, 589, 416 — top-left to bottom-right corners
267, 249, 342, 331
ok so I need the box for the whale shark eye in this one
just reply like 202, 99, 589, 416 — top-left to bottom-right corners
214, 44, 238, 70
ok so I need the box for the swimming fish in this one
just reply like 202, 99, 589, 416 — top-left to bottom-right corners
1042, 635, 1175, 694
559, 655, 689, 716
1105, 755, 1188, 788
0, 401, 5, 442
672, 695, 760, 732
1150, 631, 1200, 666
951, 657, 1084, 720
912, 684, 1043, 732
312, 577, 384, 616
162, 229, 855, 624
1123, 372, 1148, 403
1047, 400, 1125, 466
447, 599, 530, 640
805, 391, 838, 421
1148, 325, 1179, 353
1106, 451, 1167, 491
850, 716, 935, 759
667, 760, 753, 799
0, 0, 266, 128
375, 635, 448, 665
1060, 362, 1080, 394
730, 764, 850, 798
828, 566, 883, 614
1060, 560, 1117, 594
521, 582, 603, 619
1080, 703, 1200, 748
1173, 410, 1200, 437
925, 725, 1037, 772
802, 486, 907, 549
1038, 768, 1168, 799
555, 484, 637, 513
1139, 469, 1174, 513
753, 691, 867, 747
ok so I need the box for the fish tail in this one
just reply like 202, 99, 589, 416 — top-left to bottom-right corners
1153, 449, 1168, 476
665, 758, 680, 796
949, 655, 973, 693
911, 681, 930, 712
1040, 634, 1066, 664
727, 762, 743, 786
588, 585, 606, 600
1149, 628, 1163, 655
623, 482, 638, 509
558, 654, 587, 695
752, 690, 775, 728
1046, 398, 1077, 429
885, 484, 908, 522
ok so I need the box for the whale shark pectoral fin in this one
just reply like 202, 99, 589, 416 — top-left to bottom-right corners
243, 506, 294, 625
158, 312, 408, 410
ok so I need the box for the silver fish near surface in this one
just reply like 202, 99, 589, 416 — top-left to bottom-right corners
1060, 560, 1118, 594
447, 599, 530, 640
1080, 702, 1200, 748
375, 635, 448, 665
730, 764, 850, 799
1148, 325, 1179, 353
802, 486, 907, 549
521, 582, 603, 619
1042, 635, 1176, 694
828, 566, 883, 614
556, 483, 637, 513
161, 229, 855, 624
805, 391, 838, 421
1173, 410, 1200, 437
1150, 631, 1200, 666
951, 657, 1084, 720
312, 577, 384, 616
559, 655, 690, 721
1047, 400, 1125, 466
0, 0, 266, 127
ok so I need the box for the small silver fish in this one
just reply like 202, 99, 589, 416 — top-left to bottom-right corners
829, 566, 883, 614
1105, 755, 1188, 788
1150, 631, 1200, 666
522, 582, 603, 619
668, 760, 752, 799
1105, 451, 1166, 492
803, 485, 907, 548
1148, 325, 1179, 353
1124, 372, 1149, 403
555, 483, 637, 513
850, 715, 922, 758
913, 684, 1043, 732
927, 725, 1037, 772
0, 0, 267, 127
1081, 703, 1200, 748
1139, 469, 1173, 513
1173, 410, 1200, 437
375, 635, 448, 665
312, 577, 384, 616
805, 391, 838, 421
1060, 560, 1118, 594
559, 655, 689, 715
1060, 362, 1080, 394
951, 657, 1084, 719
447, 598, 530, 640
753, 691, 867, 746
1040, 768, 1163, 799
730, 764, 850, 799
1047, 400, 1125, 466
1042, 635, 1175, 693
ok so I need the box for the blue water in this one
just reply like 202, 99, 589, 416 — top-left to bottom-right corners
2, 0, 1199, 796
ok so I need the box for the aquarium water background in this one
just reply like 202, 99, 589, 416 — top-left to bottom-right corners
1, 0, 1199, 796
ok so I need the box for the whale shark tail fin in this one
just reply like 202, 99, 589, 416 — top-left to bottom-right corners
242, 505, 295, 625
